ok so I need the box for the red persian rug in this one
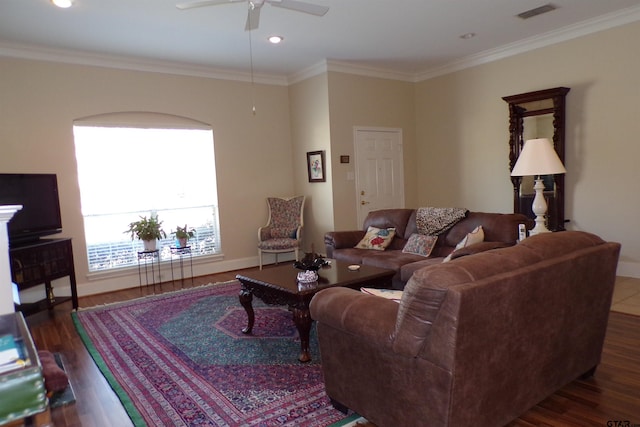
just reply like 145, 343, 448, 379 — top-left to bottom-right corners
73, 281, 351, 426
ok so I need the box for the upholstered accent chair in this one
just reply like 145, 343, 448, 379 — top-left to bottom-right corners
258, 196, 305, 269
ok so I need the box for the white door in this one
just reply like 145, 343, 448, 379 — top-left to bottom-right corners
354, 128, 405, 226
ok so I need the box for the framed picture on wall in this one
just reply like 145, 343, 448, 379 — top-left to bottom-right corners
306, 150, 326, 182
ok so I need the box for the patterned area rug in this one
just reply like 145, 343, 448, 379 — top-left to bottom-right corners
73, 281, 351, 426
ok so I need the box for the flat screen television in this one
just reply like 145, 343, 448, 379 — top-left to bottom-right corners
0, 173, 63, 246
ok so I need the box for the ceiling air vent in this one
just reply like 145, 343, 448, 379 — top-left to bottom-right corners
517, 4, 558, 20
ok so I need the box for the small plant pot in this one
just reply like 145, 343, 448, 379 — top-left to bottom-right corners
143, 239, 157, 251
177, 238, 188, 248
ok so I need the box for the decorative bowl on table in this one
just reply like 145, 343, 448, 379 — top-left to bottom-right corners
297, 270, 319, 284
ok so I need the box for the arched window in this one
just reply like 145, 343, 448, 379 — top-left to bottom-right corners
73, 112, 220, 272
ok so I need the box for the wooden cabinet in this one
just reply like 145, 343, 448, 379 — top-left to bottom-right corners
10, 238, 78, 315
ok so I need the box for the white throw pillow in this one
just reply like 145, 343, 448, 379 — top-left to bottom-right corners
442, 225, 484, 262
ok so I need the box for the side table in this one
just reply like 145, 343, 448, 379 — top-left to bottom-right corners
169, 246, 193, 288
137, 250, 161, 293
0, 312, 49, 426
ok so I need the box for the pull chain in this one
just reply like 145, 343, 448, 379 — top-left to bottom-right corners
249, 27, 256, 115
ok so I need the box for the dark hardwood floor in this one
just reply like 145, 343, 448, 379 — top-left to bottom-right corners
23, 268, 640, 427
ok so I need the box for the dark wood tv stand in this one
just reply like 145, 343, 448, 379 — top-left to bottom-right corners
9, 238, 79, 316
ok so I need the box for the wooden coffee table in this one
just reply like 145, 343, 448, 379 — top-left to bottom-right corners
235, 260, 394, 362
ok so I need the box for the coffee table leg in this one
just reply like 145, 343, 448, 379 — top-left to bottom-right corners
239, 288, 254, 334
292, 306, 312, 363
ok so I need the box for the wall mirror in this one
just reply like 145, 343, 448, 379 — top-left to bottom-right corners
503, 87, 570, 231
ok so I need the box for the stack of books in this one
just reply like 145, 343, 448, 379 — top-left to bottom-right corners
0, 334, 26, 373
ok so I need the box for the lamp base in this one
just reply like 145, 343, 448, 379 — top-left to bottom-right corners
529, 177, 551, 236
529, 218, 551, 236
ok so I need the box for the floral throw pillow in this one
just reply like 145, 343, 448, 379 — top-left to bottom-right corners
355, 226, 396, 250
443, 225, 484, 262
402, 233, 438, 257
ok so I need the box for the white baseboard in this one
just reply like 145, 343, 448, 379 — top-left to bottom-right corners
63, 252, 297, 297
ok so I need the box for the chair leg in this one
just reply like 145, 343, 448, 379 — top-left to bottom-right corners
294, 248, 299, 261
258, 249, 263, 270
275, 253, 279, 265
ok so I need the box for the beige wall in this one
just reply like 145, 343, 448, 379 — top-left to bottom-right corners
289, 73, 333, 255
415, 21, 640, 277
0, 58, 294, 295
288, 72, 417, 253
2, 18, 639, 299
326, 72, 418, 230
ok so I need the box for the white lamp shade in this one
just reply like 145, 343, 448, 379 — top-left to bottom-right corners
511, 138, 566, 177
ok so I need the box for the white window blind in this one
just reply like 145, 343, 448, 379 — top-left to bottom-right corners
73, 123, 220, 272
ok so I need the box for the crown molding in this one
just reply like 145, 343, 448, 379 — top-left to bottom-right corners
0, 41, 289, 86
286, 60, 329, 84
415, 4, 640, 82
1, 4, 639, 86
287, 59, 415, 84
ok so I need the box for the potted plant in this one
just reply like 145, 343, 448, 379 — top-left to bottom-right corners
172, 225, 195, 248
125, 215, 166, 251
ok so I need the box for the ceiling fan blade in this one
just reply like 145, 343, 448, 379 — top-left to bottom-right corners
268, 0, 329, 16
245, 5, 261, 31
176, 0, 244, 11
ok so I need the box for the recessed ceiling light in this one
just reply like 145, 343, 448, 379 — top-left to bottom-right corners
52, 0, 73, 8
460, 32, 476, 40
268, 36, 283, 44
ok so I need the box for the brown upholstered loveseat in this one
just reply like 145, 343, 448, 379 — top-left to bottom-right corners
324, 209, 532, 289
310, 231, 621, 427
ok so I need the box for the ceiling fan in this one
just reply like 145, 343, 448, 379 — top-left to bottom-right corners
175, 0, 329, 31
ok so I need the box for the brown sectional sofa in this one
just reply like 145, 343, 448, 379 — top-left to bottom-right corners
310, 231, 621, 427
325, 209, 533, 289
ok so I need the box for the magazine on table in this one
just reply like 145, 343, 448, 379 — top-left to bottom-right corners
0, 334, 27, 373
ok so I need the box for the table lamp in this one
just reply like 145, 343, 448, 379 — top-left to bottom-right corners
510, 138, 566, 236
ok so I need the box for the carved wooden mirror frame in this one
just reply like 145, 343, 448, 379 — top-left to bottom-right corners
503, 87, 570, 231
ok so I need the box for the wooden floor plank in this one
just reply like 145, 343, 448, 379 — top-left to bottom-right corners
22, 268, 640, 427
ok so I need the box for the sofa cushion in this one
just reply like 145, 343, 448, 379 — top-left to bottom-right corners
363, 209, 415, 240
271, 227, 296, 238
359, 250, 425, 272
258, 237, 298, 250
329, 248, 367, 264
402, 233, 438, 257
355, 226, 396, 250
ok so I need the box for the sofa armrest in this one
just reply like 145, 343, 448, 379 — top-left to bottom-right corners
325, 231, 365, 250
310, 287, 398, 351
